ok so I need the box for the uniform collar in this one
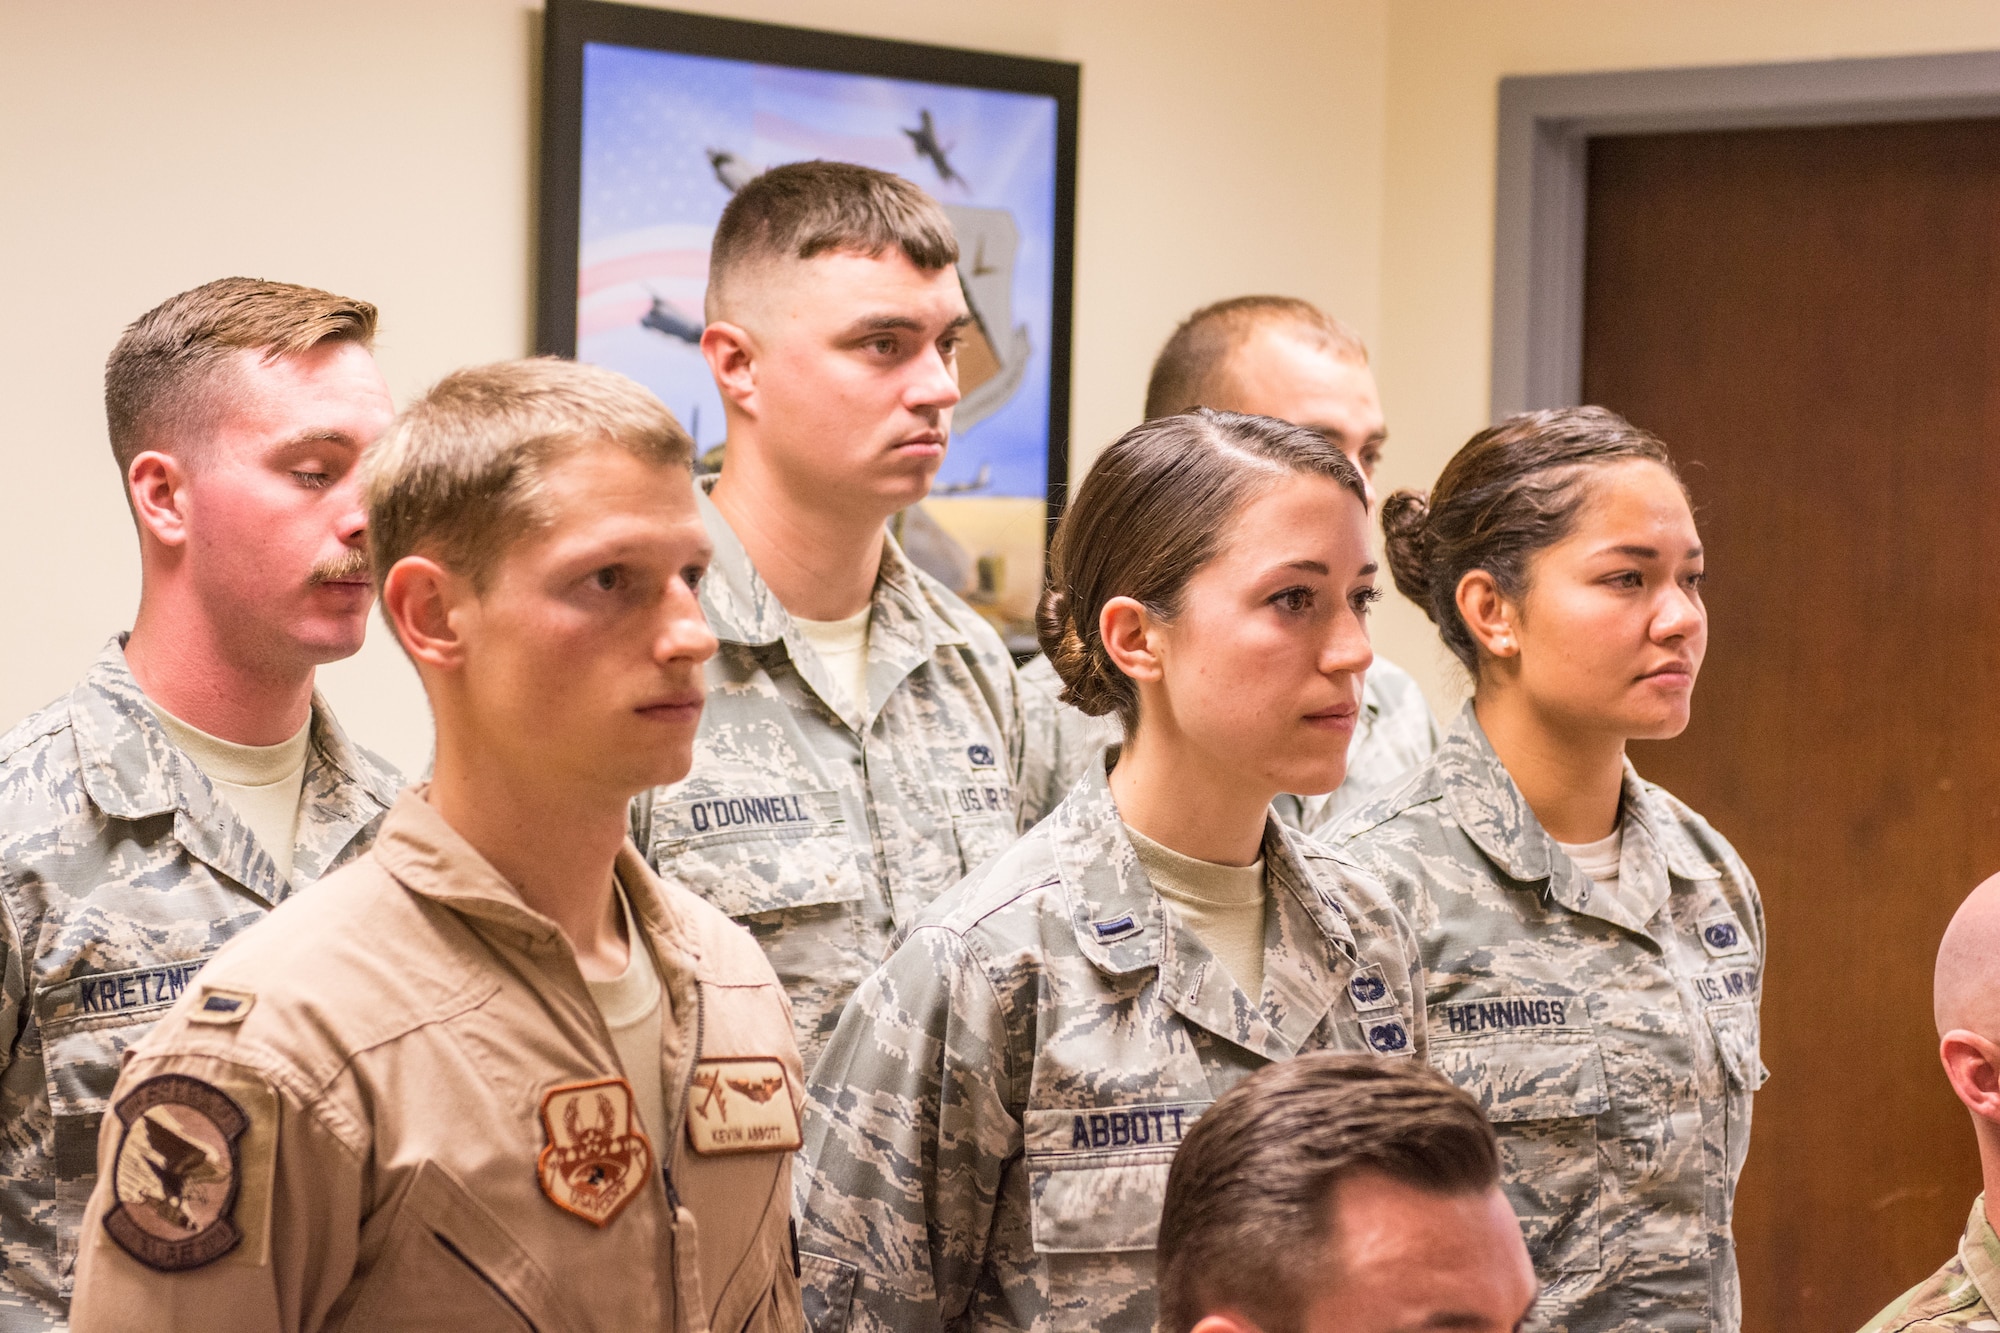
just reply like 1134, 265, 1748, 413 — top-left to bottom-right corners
372, 786, 695, 964
1050, 759, 1363, 1060
1436, 702, 1717, 919
693, 476, 968, 725
72, 634, 397, 901
1962, 1195, 2000, 1316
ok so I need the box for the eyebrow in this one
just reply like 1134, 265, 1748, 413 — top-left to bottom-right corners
1599, 543, 1703, 560
842, 312, 973, 338
1267, 559, 1379, 578
272, 428, 361, 451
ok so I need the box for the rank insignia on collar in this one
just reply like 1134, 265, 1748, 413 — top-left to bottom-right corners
104, 1075, 248, 1272
537, 1078, 655, 1226
686, 1057, 801, 1156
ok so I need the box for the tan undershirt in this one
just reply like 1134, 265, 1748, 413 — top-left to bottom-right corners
1557, 821, 1665, 924
583, 884, 668, 1151
792, 606, 873, 716
1126, 823, 1269, 999
148, 704, 311, 883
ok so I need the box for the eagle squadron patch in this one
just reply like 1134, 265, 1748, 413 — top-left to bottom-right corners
686, 1057, 801, 1155
104, 1075, 248, 1272
537, 1078, 654, 1226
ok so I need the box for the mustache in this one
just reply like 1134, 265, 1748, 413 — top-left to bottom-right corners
307, 550, 372, 585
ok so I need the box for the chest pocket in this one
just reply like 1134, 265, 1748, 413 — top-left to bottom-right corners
649, 789, 866, 918
38, 954, 214, 1293
1434, 1035, 1609, 1277
1022, 1104, 1204, 1255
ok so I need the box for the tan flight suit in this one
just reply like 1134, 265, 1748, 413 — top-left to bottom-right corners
70, 790, 806, 1333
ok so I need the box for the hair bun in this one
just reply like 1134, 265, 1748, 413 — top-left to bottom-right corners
1379, 488, 1438, 614
1035, 585, 1120, 717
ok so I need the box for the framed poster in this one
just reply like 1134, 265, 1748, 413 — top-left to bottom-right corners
538, 0, 1079, 651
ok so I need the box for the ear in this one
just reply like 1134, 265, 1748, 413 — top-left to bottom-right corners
1100, 596, 1162, 686
700, 320, 759, 415
1942, 1029, 2000, 1124
380, 556, 471, 672
128, 451, 190, 548
1190, 1315, 1264, 1333
1455, 568, 1519, 660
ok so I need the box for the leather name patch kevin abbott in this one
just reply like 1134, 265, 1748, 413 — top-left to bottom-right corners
686, 1057, 801, 1155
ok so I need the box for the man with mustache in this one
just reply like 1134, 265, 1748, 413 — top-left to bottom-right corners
0, 279, 401, 1327
629, 161, 1038, 1068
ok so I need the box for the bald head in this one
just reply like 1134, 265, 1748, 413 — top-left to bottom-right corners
1937, 873, 2000, 1038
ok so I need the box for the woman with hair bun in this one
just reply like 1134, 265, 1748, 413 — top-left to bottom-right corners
1340, 406, 1765, 1333
795, 408, 1428, 1333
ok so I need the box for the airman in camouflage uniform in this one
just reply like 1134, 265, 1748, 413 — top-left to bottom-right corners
1020, 652, 1438, 835
632, 480, 1038, 1069
795, 758, 1427, 1333
1858, 1197, 2000, 1332
1338, 704, 1765, 1333
0, 638, 397, 1327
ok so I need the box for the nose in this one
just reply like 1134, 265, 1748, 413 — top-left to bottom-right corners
333, 472, 368, 549
1323, 603, 1375, 678
1653, 582, 1704, 641
908, 340, 964, 414
660, 580, 720, 668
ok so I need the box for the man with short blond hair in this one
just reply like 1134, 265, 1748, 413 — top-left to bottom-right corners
1023, 294, 1438, 825
73, 358, 807, 1332
0, 278, 400, 1327
631, 160, 1040, 1067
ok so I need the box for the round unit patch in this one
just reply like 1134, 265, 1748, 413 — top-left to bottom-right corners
103, 1074, 248, 1272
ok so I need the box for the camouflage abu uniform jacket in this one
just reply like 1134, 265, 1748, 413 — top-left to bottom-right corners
796, 758, 1427, 1333
1338, 704, 1767, 1333
0, 637, 398, 1328
1020, 654, 1439, 837
631, 481, 1039, 1069
1857, 1196, 2000, 1332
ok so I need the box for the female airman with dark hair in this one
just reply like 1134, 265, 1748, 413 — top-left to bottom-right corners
1340, 406, 1766, 1333
795, 408, 1427, 1333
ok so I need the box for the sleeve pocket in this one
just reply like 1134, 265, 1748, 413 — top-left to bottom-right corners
1028, 1159, 1172, 1255
1705, 1001, 1770, 1092
800, 1252, 858, 1333
1434, 1037, 1606, 1276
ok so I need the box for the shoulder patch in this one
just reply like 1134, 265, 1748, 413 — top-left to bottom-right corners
687, 1057, 802, 1155
104, 1075, 249, 1272
537, 1078, 655, 1226
187, 987, 256, 1026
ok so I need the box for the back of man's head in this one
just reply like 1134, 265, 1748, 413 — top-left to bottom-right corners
1144, 295, 1367, 421
705, 160, 958, 323
364, 357, 692, 602
105, 277, 378, 476
1157, 1054, 1506, 1333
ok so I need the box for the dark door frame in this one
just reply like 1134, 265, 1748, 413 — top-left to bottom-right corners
1492, 49, 2000, 420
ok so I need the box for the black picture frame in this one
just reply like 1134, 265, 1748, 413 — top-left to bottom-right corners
536, 0, 1080, 638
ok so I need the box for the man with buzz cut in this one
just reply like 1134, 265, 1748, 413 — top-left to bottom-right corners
0, 278, 401, 1328
1021, 295, 1440, 830
630, 160, 1040, 1068
71, 359, 807, 1332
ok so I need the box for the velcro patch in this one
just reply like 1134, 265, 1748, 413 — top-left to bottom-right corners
1697, 912, 1750, 957
104, 1075, 248, 1272
1433, 993, 1588, 1038
686, 1058, 801, 1155
1027, 1103, 1206, 1156
537, 1078, 654, 1226
1695, 968, 1758, 1004
1362, 1017, 1413, 1055
1346, 965, 1396, 1012
659, 789, 841, 840
46, 955, 215, 1026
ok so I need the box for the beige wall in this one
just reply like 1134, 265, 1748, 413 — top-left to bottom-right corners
0, 0, 1388, 774
9, 0, 2000, 768
1370, 0, 2000, 711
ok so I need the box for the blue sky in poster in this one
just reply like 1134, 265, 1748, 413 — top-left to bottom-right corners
577, 42, 1058, 499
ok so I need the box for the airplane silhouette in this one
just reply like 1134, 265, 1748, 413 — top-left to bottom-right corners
140, 1113, 223, 1231
903, 110, 967, 189
933, 464, 992, 496
706, 149, 759, 195
640, 294, 703, 345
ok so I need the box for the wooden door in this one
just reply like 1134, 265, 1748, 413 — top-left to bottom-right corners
1581, 118, 2000, 1332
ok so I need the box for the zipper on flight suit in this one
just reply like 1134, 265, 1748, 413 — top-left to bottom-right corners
433, 1231, 540, 1331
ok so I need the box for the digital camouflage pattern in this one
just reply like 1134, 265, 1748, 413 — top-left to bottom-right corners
1338, 703, 1766, 1333
0, 638, 398, 1329
631, 481, 1043, 1070
1019, 654, 1439, 837
1856, 1196, 2000, 1333
796, 757, 1427, 1333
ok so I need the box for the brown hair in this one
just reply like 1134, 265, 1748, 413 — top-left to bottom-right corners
1144, 295, 1369, 421
705, 160, 958, 320
1382, 405, 1679, 671
365, 358, 693, 602
1037, 408, 1367, 735
104, 276, 378, 475
1157, 1054, 1502, 1333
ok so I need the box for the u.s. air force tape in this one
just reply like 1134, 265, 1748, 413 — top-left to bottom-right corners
104, 1075, 249, 1272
